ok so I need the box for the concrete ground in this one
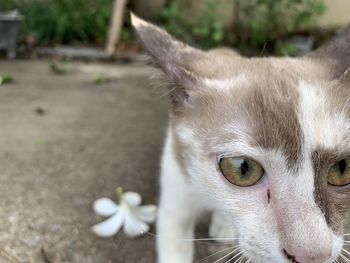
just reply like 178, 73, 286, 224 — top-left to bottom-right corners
0, 60, 228, 263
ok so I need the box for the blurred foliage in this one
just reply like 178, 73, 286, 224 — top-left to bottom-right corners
160, 0, 326, 55
0, 0, 326, 55
237, 0, 326, 54
0, 0, 113, 45
159, 0, 226, 49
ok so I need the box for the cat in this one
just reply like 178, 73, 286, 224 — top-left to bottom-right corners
131, 13, 350, 263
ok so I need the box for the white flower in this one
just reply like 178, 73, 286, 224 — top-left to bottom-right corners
92, 188, 157, 238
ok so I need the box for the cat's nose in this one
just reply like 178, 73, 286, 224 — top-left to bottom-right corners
283, 248, 331, 263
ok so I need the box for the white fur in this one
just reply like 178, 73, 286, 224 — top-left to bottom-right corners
130, 12, 149, 28
202, 75, 247, 91
298, 80, 350, 149
157, 129, 203, 263
157, 82, 345, 262
156, 80, 346, 263
158, 129, 343, 262
209, 211, 237, 240
292, 80, 346, 262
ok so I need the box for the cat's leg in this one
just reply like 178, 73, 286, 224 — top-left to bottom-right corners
209, 210, 237, 242
157, 181, 199, 263
157, 134, 201, 263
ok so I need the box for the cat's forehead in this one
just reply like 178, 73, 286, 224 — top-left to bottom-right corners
178, 59, 350, 168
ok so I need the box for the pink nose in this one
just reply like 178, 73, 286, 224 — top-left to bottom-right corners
283, 249, 331, 263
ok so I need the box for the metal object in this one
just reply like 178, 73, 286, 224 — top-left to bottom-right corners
0, 10, 23, 59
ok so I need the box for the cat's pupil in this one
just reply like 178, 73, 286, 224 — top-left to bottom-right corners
241, 160, 249, 175
339, 160, 346, 174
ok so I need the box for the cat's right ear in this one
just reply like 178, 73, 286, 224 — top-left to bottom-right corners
130, 13, 205, 109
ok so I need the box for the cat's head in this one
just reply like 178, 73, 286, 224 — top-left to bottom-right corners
131, 14, 350, 263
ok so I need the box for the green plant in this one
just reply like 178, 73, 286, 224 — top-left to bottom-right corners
0, 74, 13, 85
159, 0, 325, 55
190, 0, 226, 48
0, 0, 326, 55
160, 2, 194, 45
160, 0, 229, 48
0, 0, 113, 45
274, 40, 297, 56
236, 0, 326, 53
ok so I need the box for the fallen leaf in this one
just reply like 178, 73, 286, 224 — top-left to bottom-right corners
0, 74, 13, 85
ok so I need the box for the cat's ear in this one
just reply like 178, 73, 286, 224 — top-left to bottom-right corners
130, 13, 203, 82
306, 25, 350, 79
130, 13, 205, 109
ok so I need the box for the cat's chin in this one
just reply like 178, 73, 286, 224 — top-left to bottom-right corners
243, 252, 283, 263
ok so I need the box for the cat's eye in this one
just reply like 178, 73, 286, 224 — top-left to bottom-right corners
328, 159, 350, 186
219, 157, 264, 187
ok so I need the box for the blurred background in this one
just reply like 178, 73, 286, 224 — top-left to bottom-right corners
0, 0, 350, 58
0, 1, 349, 263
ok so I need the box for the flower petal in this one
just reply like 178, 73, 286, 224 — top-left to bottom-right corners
137, 205, 157, 223
93, 198, 119, 217
92, 210, 125, 237
123, 212, 149, 237
123, 192, 142, 207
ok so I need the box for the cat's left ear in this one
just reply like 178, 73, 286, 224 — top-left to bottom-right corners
130, 13, 204, 84
131, 13, 208, 109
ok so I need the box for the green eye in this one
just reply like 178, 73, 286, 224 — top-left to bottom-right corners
219, 157, 264, 187
328, 159, 350, 186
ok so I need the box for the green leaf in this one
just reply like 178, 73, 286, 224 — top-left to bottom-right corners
0, 74, 13, 85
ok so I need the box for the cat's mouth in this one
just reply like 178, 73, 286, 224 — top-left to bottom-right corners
283, 249, 301, 263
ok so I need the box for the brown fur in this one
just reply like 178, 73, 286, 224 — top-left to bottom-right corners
312, 148, 350, 233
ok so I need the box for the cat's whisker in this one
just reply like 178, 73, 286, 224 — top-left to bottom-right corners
182, 238, 240, 243
342, 252, 350, 263
226, 250, 245, 263
238, 255, 245, 263
342, 248, 350, 257
232, 254, 244, 263
225, 250, 244, 263
158, 85, 178, 98
145, 231, 240, 245
213, 247, 241, 263
343, 234, 350, 236
180, 237, 241, 242
340, 253, 350, 263
196, 245, 238, 263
